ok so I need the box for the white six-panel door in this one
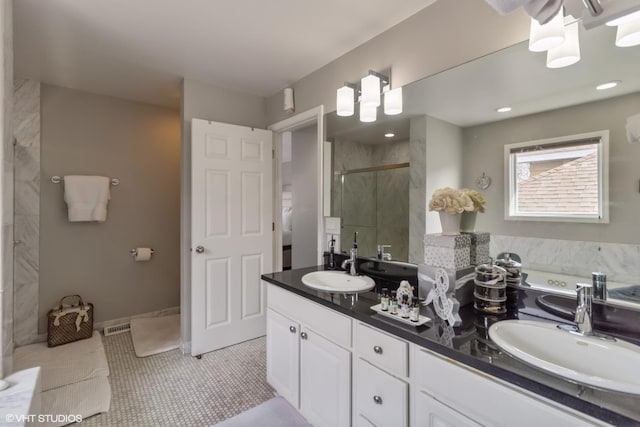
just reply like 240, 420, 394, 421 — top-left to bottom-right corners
191, 119, 273, 356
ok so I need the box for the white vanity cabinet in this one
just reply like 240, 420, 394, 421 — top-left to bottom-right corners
266, 284, 352, 427
354, 323, 409, 427
412, 345, 610, 427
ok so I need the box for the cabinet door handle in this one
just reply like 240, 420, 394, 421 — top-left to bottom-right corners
289, 326, 296, 333
373, 345, 383, 354
373, 395, 383, 405
300, 332, 308, 340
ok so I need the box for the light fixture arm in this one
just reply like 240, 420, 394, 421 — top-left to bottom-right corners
367, 70, 390, 87
582, 0, 603, 17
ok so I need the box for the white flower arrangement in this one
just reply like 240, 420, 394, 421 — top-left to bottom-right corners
461, 188, 486, 213
428, 187, 474, 215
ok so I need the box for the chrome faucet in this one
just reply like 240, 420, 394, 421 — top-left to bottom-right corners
592, 272, 607, 301
575, 283, 594, 335
341, 232, 358, 276
377, 244, 392, 261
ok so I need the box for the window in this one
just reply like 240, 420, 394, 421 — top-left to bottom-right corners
504, 130, 609, 223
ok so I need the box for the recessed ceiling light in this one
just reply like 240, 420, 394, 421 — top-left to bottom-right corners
496, 107, 512, 113
384, 133, 395, 138
596, 81, 620, 90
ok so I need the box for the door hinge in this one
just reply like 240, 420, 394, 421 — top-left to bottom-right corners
272, 149, 275, 159
272, 222, 275, 231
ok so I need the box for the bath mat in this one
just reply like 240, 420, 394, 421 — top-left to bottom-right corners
14, 333, 109, 391
41, 375, 111, 427
212, 397, 312, 427
130, 314, 180, 357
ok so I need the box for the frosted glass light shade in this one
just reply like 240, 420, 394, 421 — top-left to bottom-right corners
547, 22, 580, 68
359, 103, 377, 122
336, 86, 354, 117
528, 9, 565, 52
616, 17, 640, 47
384, 87, 403, 115
361, 74, 381, 107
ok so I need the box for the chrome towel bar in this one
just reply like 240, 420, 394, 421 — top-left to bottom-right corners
51, 175, 120, 186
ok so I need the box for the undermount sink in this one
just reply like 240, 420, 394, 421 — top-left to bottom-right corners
488, 320, 640, 395
301, 271, 375, 294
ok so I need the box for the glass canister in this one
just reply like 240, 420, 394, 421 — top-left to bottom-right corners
494, 253, 522, 308
474, 263, 507, 315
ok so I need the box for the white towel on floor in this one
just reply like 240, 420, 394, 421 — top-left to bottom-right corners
40, 376, 111, 427
63, 175, 111, 222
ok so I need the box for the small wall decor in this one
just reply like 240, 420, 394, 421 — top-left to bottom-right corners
476, 172, 492, 190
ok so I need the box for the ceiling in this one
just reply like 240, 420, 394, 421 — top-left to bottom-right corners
14, 0, 436, 108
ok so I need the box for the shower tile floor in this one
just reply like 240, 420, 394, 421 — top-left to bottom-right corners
81, 332, 275, 427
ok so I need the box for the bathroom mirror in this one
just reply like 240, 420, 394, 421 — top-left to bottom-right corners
325, 23, 640, 308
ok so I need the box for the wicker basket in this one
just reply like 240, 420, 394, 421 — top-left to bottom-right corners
47, 295, 94, 347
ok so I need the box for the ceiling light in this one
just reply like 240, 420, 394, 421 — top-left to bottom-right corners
616, 16, 640, 47
384, 87, 403, 115
361, 73, 381, 107
336, 84, 355, 117
547, 22, 580, 68
596, 81, 620, 90
529, 8, 565, 52
360, 103, 377, 123
496, 107, 512, 113
606, 10, 640, 26
384, 133, 395, 138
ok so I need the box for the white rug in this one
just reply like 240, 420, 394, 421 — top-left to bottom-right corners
14, 333, 109, 391
212, 397, 312, 427
130, 314, 180, 357
41, 376, 111, 427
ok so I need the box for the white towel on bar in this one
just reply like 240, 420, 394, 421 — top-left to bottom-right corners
64, 175, 111, 222
626, 112, 640, 144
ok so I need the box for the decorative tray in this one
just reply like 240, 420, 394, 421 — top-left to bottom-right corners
370, 304, 431, 327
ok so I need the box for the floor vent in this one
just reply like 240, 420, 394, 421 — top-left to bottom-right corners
104, 322, 131, 336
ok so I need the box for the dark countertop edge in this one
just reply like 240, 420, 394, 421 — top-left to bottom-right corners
262, 270, 638, 427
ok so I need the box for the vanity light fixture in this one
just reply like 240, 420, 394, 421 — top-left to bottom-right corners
605, 10, 640, 27
384, 87, 403, 115
615, 15, 640, 47
596, 81, 620, 90
496, 106, 512, 113
546, 22, 581, 68
384, 133, 395, 138
335, 69, 403, 122
528, 8, 565, 52
337, 84, 356, 117
360, 103, 377, 123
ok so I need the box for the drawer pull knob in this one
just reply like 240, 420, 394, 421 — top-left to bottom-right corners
300, 332, 308, 340
373, 345, 383, 354
289, 326, 296, 333
373, 395, 383, 405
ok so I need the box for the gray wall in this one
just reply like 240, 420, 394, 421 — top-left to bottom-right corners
462, 92, 640, 245
40, 84, 181, 332
291, 125, 318, 269
1, 0, 12, 376
265, 0, 530, 125
179, 78, 267, 349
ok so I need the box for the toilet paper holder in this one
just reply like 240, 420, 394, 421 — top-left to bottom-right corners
130, 248, 155, 258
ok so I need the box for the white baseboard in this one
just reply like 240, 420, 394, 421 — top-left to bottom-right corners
31, 306, 181, 345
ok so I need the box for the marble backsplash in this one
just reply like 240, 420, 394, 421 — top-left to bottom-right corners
491, 235, 640, 285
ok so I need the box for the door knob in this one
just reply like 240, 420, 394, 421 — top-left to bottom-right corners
289, 326, 297, 333
373, 395, 383, 405
195, 246, 205, 254
373, 345, 383, 354
300, 332, 308, 340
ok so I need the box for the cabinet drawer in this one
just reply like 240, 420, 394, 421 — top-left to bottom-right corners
356, 322, 408, 378
356, 358, 408, 427
267, 284, 351, 348
414, 346, 608, 427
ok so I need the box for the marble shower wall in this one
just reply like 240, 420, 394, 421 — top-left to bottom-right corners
491, 235, 640, 284
13, 79, 40, 346
1, 0, 13, 377
409, 116, 427, 264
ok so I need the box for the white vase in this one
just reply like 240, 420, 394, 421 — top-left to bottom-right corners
439, 211, 461, 235
460, 211, 477, 233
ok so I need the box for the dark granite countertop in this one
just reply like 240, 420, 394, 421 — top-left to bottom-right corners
262, 264, 640, 426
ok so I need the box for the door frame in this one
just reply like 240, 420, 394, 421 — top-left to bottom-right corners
268, 106, 324, 272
